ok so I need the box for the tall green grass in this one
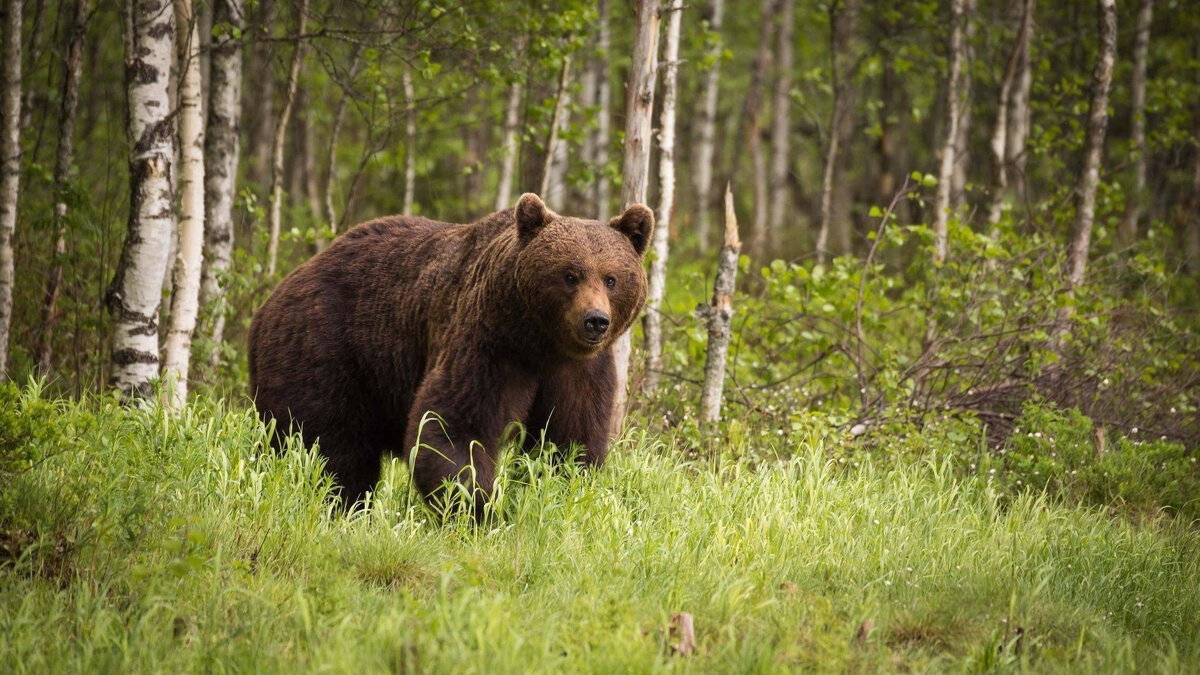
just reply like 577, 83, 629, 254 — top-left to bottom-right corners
2, 383, 1199, 672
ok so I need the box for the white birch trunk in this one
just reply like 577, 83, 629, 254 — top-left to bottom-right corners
109, 0, 176, 397
199, 0, 243, 367
0, 0, 21, 379
644, 0, 682, 395
1118, 0, 1152, 246
593, 0, 611, 220
768, 0, 794, 253
951, 0, 976, 209
987, 0, 1033, 229
1187, 106, 1200, 277
815, 0, 855, 264
610, 0, 660, 435
539, 51, 572, 210
162, 0, 206, 410
402, 61, 415, 214
266, 0, 307, 276
693, 0, 724, 253
700, 186, 741, 424
1007, 0, 1035, 198
36, 0, 89, 374
495, 80, 522, 212
1065, 0, 1117, 290
934, 0, 966, 265
319, 45, 362, 248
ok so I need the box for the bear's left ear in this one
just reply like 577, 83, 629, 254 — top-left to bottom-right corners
515, 193, 551, 244
608, 204, 654, 257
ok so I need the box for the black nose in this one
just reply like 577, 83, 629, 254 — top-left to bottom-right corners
583, 310, 610, 341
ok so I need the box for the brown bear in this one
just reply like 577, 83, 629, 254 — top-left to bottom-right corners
248, 193, 653, 515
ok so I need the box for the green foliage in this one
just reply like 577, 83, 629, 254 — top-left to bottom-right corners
989, 401, 1200, 522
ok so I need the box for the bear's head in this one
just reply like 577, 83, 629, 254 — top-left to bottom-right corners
513, 193, 653, 360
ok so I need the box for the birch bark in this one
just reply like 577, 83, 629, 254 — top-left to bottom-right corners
108, 0, 176, 396
162, 0, 206, 409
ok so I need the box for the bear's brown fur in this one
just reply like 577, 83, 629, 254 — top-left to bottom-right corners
248, 193, 653, 514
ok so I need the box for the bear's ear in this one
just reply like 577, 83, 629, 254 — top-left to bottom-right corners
608, 204, 654, 257
515, 193, 551, 243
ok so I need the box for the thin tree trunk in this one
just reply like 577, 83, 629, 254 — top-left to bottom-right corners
17, 0, 41, 133
610, 0, 660, 435
1187, 102, 1200, 276
951, 0, 976, 210
321, 44, 362, 246
730, 0, 777, 250
402, 61, 415, 214
768, 0, 794, 254
693, 0, 724, 252
700, 186, 741, 424
988, 0, 1033, 230
495, 79, 522, 211
248, 0, 276, 189
199, 0, 243, 368
1007, 0, 1035, 203
815, 0, 856, 264
1064, 0, 1116, 292
578, 34, 597, 216
539, 50, 572, 209
266, 0, 307, 276
0, 0, 21, 379
593, 0, 611, 220
644, 0, 682, 395
108, 0, 176, 397
35, 0, 89, 375
1117, 0, 1152, 247
933, 0, 966, 265
163, 0, 205, 410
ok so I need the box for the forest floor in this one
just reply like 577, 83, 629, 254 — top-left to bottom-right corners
2, 386, 1199, 673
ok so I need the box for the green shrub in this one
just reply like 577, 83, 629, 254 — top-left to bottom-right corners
990, 401, 1200, 521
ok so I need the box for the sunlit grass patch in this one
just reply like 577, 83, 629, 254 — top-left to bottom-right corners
1, 383, 1199, 672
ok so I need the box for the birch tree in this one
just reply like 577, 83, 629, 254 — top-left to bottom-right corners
1007, 0, 1035, 201
610, 0, 659, 433
730, 0, 777, 251
950, 0, 976, 209
108, 0, 176, 396
592, 0, 611, 220
495, 79, 522, 212
321, 45, 363, 244
539, 50, 573, 210
933, 0, 967, 265
0, 0, 21, 379
987, 0, 1033, 230
768, 0, 795, 253
693, 0, 724, 252
162, 0, 206, 409
402, 61, 415, 214
266, 0, 308, 276
699, 186, 741, 424
815, 0, 856, 263
1118, 0, 1152, 246
1064, 0, 1117, 292
35, 0, 90, 374
643, 0, 682, 395
199, 0, 243, 366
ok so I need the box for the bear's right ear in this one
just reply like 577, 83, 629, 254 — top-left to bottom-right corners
515, 193, 550, 244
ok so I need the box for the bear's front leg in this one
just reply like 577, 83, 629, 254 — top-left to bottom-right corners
406, 356, 536, 519
525, 351, 616, 467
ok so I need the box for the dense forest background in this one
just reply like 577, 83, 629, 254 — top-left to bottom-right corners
0, 0, 1197, 448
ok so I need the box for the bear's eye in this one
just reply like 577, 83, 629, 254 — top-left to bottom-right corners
565, 272, 578, 285
605, 275, 616, 289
